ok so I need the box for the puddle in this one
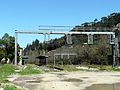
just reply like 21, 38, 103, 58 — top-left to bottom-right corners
62, 78, 82, 87
57, 73, 68, 75
81, 77, 89, 79
28, 85, 38, 90
34, 77, 43, 81
14, 77, 36, 81
27, 80, 42, 83
84, 83, 120, 90
111, 75, 120, 77
62, 78, 82, 82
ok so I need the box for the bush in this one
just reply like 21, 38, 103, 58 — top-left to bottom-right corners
0, 64, 15, 83
1, 64, 15, 75
20, 65, 43, 75
113, 67, 120, 71
3, 85, 17, 90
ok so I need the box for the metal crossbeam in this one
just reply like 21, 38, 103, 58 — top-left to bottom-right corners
72, 27, 113, 31
15, 30, 115, 35
54, 53, 77, 56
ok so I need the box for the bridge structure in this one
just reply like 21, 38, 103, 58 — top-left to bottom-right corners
15, 26, 119, 67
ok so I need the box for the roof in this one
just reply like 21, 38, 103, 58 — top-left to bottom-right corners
36, 55, 48, 59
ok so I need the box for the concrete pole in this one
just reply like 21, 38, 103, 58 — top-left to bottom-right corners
43, 33, 46, 55
68, 54, 70, 59
87, 34, 90, 44
113, 34, 116, 67
88, 34, 93, 44
15, 32, 18, 65
113, 45, 116, 67
61, 54, 63, 59
66, 34, 72, 45
46, 58, 48, 65
19, 48, 23, 65
48, 33, 50, 41
54, 55, 56, 66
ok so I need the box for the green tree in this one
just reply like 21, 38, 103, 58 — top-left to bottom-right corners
0, 48, 5, 62
0, 33, 17, 63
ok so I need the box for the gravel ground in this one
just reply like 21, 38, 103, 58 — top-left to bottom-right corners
8, 71, 120, 90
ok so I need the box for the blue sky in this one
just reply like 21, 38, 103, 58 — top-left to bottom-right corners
0, 0, 120, 47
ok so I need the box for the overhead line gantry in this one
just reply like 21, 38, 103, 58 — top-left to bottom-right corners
15, 26, 118, 67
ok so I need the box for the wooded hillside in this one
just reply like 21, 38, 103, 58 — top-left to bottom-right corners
24, 13, 120, 65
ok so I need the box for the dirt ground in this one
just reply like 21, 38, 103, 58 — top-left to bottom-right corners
8, 71, 120, 90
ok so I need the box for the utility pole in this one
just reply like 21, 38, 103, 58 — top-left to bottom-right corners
15, 31, 18, 65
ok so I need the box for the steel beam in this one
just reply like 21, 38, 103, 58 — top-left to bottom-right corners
15, 30, 114, 35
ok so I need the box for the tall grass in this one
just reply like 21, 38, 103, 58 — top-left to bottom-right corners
19, 65, 43, 75
0, 64, 15, 83
113, 67, 120, 71
3, 85, 17, 90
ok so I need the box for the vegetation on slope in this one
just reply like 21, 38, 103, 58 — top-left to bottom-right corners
24, 12, 120, 66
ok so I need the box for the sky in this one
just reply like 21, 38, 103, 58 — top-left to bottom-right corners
0, 0, 120, 47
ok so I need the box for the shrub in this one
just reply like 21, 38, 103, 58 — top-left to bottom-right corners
20, 65, 43, 75
3, 85, 17, 90
113, 67, 120, 71
0, 64, 15, 83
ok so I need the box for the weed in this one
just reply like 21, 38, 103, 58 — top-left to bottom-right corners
20, 65, 43, 75
0, 64, 15, 83
3, 85, 17, 90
